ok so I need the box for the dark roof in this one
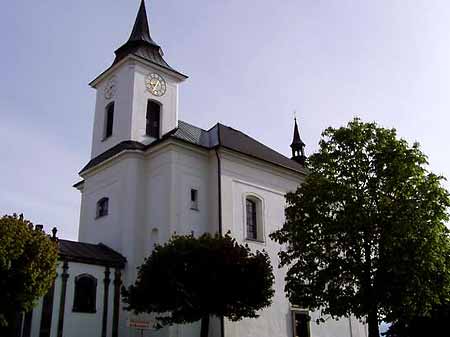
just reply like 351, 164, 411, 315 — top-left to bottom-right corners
80, 120, 306, 175
112, 0, 187, 79
291, 118, 305, 148
127, 0, 158, 47
80, 140, 146, 173
216, 124, 306, 173
59, 239, 126, 268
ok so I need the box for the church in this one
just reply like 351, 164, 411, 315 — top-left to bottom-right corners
19, 2, 367, 337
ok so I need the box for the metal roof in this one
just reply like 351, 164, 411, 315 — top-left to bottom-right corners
80, 120, 306, 175
59, 239, 126, 268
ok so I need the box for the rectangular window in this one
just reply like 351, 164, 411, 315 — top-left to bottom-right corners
146, 101, 161, 139
190, 189, 199, 210
104, 103, 114, 139
293, 312, 310, 337
96, 198, 109, 218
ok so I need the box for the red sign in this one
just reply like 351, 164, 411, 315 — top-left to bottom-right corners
127, 319, 153, 330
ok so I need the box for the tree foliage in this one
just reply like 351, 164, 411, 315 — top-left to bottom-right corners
0, 214, 58, 328
122, 232, 275, 337
270, 118, 450, 337
385, 302, 450, 337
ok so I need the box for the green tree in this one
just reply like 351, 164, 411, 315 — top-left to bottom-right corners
270, 118, 450, 337
385, 302, 450, 337
0, 214, 58, 332
122, 233, 275, 337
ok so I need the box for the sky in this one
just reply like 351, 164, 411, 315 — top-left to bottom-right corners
1, 0, 449, 240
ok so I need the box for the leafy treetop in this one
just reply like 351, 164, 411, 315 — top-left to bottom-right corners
0, 214, 58, 328
122, 232, 275, 337
271, 118, 450, 337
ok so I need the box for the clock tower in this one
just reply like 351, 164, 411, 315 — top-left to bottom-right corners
88, 0, 187, 159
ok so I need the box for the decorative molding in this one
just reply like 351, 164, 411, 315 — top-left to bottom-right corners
221, 147, 306, 180
57, 261, 69, 337
112, 269, 122, 337
233, 178, 285, 197
101, 267, 111, 337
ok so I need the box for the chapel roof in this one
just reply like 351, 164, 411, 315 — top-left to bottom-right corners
58, 239, 126, 268
79, 120, 306, 175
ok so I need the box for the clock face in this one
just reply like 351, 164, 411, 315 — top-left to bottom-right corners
145, 73, 166, 97
104, 76, 117, 100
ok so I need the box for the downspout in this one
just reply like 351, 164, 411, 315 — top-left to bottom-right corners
214, 147, 224, 337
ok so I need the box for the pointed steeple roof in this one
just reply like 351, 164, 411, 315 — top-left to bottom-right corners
291, 118, 305, 148
290, 118, 307, 165
112, 0, 187, 78
127, 0, 158, 46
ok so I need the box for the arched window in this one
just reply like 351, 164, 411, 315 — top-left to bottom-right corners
73, 274, 97, 313
146, 100, 160, 139
246, 199, 257, 239
245, 195, 263, 241
104, 102, 114, 139
96, 197, 109, 218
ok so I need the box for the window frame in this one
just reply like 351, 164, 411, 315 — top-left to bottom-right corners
291, 309, 311, 337
246, 198, 257, 240
103, 102, 115, 140
243, 194, 265, 243
146, 100, 161, 139
96, 197, 109, 219
72, 274, 97, 314
190, 188, 199, 211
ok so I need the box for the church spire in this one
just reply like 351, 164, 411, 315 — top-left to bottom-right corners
290, 117, 307, 165
112, 0, 187, 78
127, 0, 158, 46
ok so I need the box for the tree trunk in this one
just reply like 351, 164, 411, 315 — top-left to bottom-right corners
367, 309, 379, 337
200, 315, 210, 337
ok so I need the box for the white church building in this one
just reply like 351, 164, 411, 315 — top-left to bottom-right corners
19, 2, 367, 337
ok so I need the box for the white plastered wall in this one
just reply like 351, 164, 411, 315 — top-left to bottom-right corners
28, 261, 117, 337
90, 58, 182, 159
78, 141, 218, 337
219, 149, 367, 337
78, 140, 367, 337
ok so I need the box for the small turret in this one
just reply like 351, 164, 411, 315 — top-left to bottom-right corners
290, 117, 307, 165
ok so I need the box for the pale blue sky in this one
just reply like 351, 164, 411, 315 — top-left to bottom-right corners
1, 0, 449, 240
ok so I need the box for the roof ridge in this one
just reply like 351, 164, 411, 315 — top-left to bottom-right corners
59, 238, 98, 246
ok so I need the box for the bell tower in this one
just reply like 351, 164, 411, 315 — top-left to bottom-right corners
290, 117, 307, 165
88, 0, 187, 159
